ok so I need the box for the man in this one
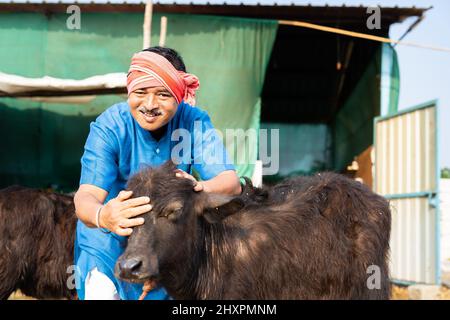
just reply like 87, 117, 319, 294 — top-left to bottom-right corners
74, 47, 241, 300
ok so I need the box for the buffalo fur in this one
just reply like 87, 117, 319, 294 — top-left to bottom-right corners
0, 186, 77, 300
116, 162, 391, 300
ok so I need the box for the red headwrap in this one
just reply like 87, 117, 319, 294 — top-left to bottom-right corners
127, 51, 200, 106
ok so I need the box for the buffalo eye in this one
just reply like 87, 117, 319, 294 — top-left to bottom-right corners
160, 201, 184, 222
166, 208, 183, 222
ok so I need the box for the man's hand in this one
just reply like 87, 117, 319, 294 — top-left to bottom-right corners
174, 169, 241, 195
99, 190, 152, 236
175, 169, 206, 192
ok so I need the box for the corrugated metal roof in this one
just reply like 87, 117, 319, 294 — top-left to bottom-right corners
0, 0, 426, 8
0, 1, 426, 32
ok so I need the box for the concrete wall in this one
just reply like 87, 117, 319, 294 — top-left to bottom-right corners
441, 179, 450, 282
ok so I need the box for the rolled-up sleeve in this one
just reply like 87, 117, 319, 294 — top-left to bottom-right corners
191, 113, 235, 181
79, 119, 119, 192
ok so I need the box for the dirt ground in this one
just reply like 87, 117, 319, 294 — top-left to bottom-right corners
8, 285, 450, 300
8, 291, 36, 300
391, 285, 450, 300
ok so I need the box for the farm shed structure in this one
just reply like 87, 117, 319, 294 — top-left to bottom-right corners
2, 1, 444, 286
0, 1, 425, 187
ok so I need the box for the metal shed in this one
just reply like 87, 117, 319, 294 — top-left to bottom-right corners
374, 100, 442, 284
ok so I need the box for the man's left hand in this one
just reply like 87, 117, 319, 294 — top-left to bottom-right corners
174, 169, 206, 192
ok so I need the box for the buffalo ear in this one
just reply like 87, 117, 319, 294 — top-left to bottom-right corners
240, 176, 268, 203
197, 193, 245, 224
241, 177, 254, 193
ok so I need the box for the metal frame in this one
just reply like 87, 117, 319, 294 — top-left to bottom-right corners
373, 99, 441, 284
375, 99, 438, 122
435, 100, 441, 284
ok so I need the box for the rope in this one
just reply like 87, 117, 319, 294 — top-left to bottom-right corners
278, 20, 450, 53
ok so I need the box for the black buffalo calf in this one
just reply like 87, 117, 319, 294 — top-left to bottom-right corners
116, 162, 391, 300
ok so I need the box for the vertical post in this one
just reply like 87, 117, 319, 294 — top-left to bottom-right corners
159, 16, 167, 47
251, 160, 263, 188
143, 0, 153, 49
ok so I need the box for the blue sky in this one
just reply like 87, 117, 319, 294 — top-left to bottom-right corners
386, 0, 450, 169
266, 0, 450, 167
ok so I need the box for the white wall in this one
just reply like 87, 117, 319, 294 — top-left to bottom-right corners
440, 179, 450, 279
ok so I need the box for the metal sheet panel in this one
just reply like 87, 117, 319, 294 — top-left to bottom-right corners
374, 101, 439, 284
375, 105, 436, 195
389, 198, 437, 283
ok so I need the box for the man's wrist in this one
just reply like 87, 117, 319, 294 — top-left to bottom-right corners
95, 205, 104, 228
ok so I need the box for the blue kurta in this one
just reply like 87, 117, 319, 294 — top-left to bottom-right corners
74, 101, 234, 300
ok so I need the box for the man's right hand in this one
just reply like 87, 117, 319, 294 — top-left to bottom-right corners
99, 190, 152, 236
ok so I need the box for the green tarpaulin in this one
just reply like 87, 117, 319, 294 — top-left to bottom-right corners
260, 122, 331, 182
332, 47, 382, 171
333, 44, 399, 171
261, 44, 400, 180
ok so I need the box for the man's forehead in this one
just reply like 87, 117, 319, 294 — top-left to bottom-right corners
136, 86, 169, 92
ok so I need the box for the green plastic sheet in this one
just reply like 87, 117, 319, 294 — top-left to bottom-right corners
333, 45, 399, 171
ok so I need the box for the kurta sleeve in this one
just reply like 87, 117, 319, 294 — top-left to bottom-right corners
191, 112, 235, 181
79, 113, 119, 192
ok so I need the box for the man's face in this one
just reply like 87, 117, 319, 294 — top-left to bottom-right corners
128, 86, 178, 131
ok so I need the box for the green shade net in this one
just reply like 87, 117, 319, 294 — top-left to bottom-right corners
380, 43, 400, 116
262, 44, 400, 179
260, 122, 332, 183
332, 51, 380, 172
0, 13, 277, 190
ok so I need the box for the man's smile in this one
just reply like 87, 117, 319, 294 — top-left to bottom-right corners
138, 107, 164, 123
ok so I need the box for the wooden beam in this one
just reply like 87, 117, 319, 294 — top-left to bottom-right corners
143, 0, 153, 49
159, 16, 167, 47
